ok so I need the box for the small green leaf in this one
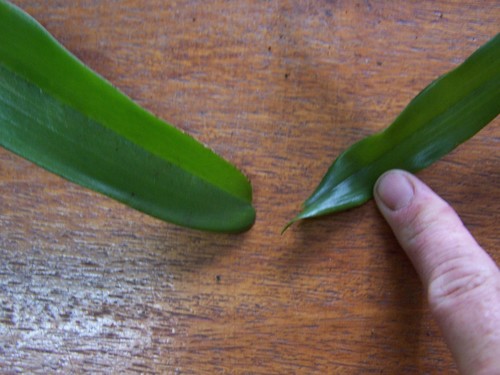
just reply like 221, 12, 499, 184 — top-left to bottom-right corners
288, 33, 500, 229
0, 0, 255, 232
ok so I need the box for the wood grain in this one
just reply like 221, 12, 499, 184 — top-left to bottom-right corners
1, 1, 499, 373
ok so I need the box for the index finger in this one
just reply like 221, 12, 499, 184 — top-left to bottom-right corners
374, 170, 500, 374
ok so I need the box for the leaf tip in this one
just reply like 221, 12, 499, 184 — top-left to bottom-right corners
280, 220, 294, 235
281, 212, 305, 234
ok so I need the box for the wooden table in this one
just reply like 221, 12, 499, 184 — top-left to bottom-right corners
1, 1, 498, 373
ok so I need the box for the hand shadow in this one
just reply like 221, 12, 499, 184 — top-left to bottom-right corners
280, 203, 428, 373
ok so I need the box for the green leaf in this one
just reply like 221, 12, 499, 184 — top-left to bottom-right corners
0, 0, 255, 233
288, 33, 500, 230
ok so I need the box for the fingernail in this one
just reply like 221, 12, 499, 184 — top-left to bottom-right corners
375, 170, 415, 211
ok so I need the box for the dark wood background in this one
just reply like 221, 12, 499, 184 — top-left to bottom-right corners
1, 1, 498, 373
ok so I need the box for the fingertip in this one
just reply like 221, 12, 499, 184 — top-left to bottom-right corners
374, 169, 474, 281
374, 170, 415, 212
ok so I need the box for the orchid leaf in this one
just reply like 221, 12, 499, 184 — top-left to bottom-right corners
0, 0, 255, 233
288, 33, 500, 229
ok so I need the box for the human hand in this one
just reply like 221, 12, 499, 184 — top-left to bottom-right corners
374, 170, 500, 375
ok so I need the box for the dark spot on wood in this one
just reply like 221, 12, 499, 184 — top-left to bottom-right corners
268, 46, 272, 52
376, 61, 383, 66
284, 73, 289, 79
192, 17, 196, 22
216, 275, 221, 283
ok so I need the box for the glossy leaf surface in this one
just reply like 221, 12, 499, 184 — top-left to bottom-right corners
290, 33, 500, 227
0, 0, 255, 232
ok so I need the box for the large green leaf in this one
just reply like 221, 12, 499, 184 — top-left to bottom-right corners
0, 0, 255, 233
288, 33, 500, 229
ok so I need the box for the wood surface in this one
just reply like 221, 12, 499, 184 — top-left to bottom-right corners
1, 1, 499, 373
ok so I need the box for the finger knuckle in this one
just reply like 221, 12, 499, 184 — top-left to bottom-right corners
402, 199, 457, 255
428, 262, 492, 313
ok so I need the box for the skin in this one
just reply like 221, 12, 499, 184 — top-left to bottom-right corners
374, 170, 500, 375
